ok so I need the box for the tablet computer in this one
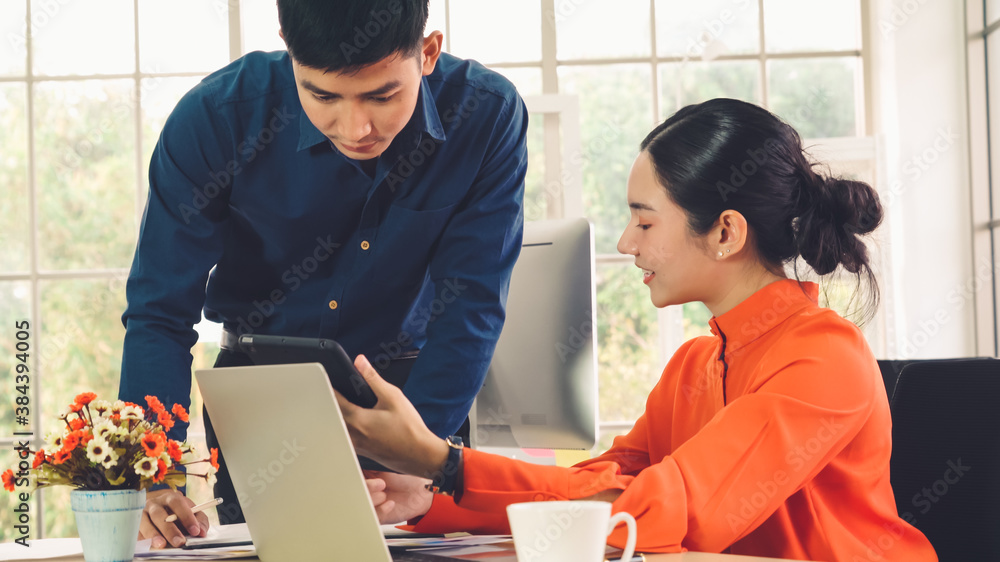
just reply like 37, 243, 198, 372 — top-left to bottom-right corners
236, 334, 378, 408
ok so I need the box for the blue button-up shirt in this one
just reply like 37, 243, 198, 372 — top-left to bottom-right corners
119, 51, 527, 440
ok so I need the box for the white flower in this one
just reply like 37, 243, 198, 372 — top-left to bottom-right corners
206, 464, 217, 488
45, 430, 65, 452
134, 456, 158, 478
121, 405, 144, 420
92, 421, 116, 441
110, 400, 126, 415
180, 448, 199, 464
90, 400, 113, 418
86, 438, 111, 464
100, 449, 120, 469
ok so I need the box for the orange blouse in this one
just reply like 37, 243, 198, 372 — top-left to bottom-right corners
409, 280, 937, 561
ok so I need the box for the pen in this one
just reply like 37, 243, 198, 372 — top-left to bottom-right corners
164, 497, 224, 523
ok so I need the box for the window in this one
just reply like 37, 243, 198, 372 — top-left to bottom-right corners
0, 1, 873, 539
967, 0, 1000, 355
0, 0, 231, 539
423, 0, 872, 450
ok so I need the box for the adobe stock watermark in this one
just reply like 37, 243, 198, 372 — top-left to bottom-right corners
726, 417, 845, 532
715, 137, 784, 202
385, 81, 499, 192
681, 0, 755, 62
526, 116, 623, 219
338, 0, 403, 65
179, 106, 295, 224
7, 0, 74, 57
544, 0, 591, 27
511, 501, 588, 561
218, 439, 307, 522
681, 288, 798, 403
855, 458, 970, 561
471, 405, 515, 447
847, 126, 957, 238
58, 72, 167, 172
896, 257, 994, 358
555, 310, 593, 364
878, 0, 930, 38
713, 87, 831, 201
233, 234, 343, 336
370, 277, 468, 370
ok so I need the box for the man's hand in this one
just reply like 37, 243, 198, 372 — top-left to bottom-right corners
336, 354, 450, 478
138, 489, 209, 549
364, 471, 434, 524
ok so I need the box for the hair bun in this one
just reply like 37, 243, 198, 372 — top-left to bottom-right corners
795, 176, 883, 275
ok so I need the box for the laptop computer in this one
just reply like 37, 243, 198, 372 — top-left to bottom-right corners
195, 363, 510, 561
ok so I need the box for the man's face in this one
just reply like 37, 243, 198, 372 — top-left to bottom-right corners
290, 33, 441, 161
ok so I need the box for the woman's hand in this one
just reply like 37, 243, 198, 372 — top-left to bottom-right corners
336, 354, 450, 478
365, 470, 435, 524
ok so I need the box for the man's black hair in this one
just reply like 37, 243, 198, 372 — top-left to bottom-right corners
277, 0, 429, 73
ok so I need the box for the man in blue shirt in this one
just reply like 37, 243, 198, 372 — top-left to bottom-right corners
122, 0, 526, 548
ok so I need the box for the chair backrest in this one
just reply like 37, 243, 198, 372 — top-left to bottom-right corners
878, 357, 991, 402
889, 358, 1000, 560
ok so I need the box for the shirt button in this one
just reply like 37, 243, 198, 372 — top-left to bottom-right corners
328, 300, 338, 310
361, 240, 370, 250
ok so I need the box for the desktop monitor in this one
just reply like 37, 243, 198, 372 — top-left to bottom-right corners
470, 217, 598, 451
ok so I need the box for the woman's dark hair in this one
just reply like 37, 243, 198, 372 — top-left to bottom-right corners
640, 98, 883, 322
277, 0, 429, 73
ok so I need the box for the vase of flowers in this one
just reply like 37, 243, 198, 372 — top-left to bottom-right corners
2, 392, 219, 562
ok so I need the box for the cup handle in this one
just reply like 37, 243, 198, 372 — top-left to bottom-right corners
606, 511, 636, 561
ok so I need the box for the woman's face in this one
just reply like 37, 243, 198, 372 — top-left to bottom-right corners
617, 152, 718, 308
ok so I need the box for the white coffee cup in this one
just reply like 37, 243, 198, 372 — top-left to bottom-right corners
506, 501, 637, 562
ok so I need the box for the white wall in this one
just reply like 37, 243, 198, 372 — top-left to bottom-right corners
871, 0, 976, 358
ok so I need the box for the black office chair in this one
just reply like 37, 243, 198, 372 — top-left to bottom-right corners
889, 358, 1000, 561
878, 357, 996, 402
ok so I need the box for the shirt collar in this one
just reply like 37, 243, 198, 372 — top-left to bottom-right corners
295, 76, 446, 152
708, 279, 819, 353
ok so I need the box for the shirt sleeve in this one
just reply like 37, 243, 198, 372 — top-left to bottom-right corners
400, 94, 528, 436
119, 81, 234, 441
412, 331, 877, 554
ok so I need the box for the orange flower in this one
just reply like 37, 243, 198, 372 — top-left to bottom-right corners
153, 459, 169, 483
74, 392, 97, 406
69, 418, 86, 431
2, 469, 14, 492
32, 450, 46, 469
69, 403, 83, 413
62, 431, 82, 452
80, 431, 93, 446
210, 448, 219, 471
141, 433, 166, 458
157, 411, 175, 432
166, 440, 183, 462
145, 395, 166, 415
53, 449, 72, 464
171, 403, 189, 423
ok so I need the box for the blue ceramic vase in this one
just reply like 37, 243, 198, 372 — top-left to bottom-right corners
70, 488, 146, 562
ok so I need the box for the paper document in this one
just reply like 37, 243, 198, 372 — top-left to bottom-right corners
136, 523, 255, 559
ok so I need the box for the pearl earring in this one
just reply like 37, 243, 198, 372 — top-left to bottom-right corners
726, 249, 731, 253
718, 251, 723, 257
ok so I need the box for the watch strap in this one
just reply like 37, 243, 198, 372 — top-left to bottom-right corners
426, 435, 463, 496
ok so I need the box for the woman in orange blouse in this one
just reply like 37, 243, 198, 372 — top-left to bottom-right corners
336, 98, 938, 561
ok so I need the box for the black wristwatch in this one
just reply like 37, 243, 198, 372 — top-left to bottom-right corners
425, 435, 463, 496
